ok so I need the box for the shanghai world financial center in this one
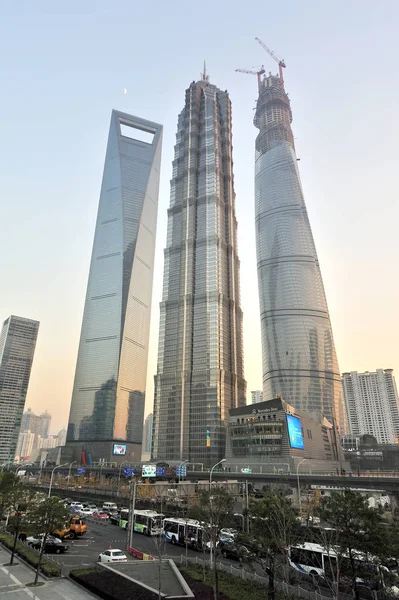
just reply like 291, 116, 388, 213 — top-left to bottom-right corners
66, 111, 162, 463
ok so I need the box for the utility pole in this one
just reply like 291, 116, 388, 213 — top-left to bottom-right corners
127, 480, 137, 552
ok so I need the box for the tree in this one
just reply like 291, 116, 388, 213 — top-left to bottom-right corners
0, 474, 38, 565
188, 486, 235, 600
319, 489, 392, 600
243, 492, 300, 600
29, 497, 71, 585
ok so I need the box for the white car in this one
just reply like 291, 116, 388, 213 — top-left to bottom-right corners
219, 528, 238, 540
98, 549, 127, 563
79, 507, 95, 516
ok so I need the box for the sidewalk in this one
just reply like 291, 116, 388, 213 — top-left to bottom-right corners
0, 546, 98, 599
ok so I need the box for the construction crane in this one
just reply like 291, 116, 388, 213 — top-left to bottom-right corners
255, 37, 286, 90
235, 65, 265, 93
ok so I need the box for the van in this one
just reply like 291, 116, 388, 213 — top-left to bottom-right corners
102, 502, 118, 512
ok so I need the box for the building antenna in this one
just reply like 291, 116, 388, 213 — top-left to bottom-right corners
202, 61, 209, 81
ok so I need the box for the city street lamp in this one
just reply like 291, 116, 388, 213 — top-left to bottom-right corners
68, 461, 77, 484
177, 460, 189, 484
209, 458, 226, 488
296, 458, 307, 518
48, 463, 68, 498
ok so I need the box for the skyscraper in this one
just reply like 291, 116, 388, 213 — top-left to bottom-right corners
152, 72, 246, 464
66, 111, 162, 463
254, 73, 347, 432
251, 390, 263, 405
0, 316, 39, 462
38, 410, 51, 439
343, 370, 399, 444
143, 413, 153, 454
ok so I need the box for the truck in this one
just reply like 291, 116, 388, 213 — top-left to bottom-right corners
12, 516, 86, 541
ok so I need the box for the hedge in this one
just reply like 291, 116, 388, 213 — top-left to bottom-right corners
0, 532, 61, 577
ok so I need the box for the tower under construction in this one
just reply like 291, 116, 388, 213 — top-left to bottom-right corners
254, 69, 347, 433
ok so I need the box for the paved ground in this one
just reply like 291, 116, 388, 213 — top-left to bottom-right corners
0, 547, 98, 599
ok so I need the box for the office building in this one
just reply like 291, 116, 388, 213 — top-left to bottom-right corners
251, 390, 263, 405
342, 369, 399, 444
66, 111, 162, 463
38, 410, 51, 439
225, 397, 344, 473
254, 72, 347, 433
143, 413, 153, 454
152, 72, 247, 464
0, 316, 39, 463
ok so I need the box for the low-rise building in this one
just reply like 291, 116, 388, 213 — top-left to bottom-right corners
225, 397, 345, 473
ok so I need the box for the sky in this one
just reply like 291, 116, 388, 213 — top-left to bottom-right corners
0, 0, 398, 434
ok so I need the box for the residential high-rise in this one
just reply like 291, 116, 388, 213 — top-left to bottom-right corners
152, 72, 246, 464
254, 73, 347, 432
15, 431, 35, 461
143, 413, 153, 454
251, 390, 263, 405
20, 408, 40, 435
342, 370, 399, 444
66, 111, 162, 463
0, 316, 39, 462
38, 410, 51, 439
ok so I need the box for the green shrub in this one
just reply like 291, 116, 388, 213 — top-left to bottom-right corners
0, 532, 61, 577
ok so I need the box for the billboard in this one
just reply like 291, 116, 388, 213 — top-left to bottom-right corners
142, 464, 156, 478
156, 466, 166, 476
123, 467, 135, 477
286, 414, 304, 449
113, 443, 127, 455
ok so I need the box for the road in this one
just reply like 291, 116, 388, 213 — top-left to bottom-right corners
49, 517, 231, 575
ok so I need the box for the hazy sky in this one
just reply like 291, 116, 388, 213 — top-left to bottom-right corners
1, 0, 398, 434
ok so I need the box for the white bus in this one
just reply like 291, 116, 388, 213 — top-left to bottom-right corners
119, 509, 163, 536
289, 542, 389, 589
163, 517, 204, 550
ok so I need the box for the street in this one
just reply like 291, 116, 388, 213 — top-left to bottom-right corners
48, 517, 228, 574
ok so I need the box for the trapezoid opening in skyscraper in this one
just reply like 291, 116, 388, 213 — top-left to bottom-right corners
254, 68, 347, 434
152, 72, 247, 465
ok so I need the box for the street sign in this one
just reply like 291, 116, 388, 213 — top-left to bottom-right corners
123, 467, 135, 477
77, 467, 86, 475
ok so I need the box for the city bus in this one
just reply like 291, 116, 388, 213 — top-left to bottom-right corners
288, 543, 390, 589
119, 509, 163, 536
163, 517, 204, 550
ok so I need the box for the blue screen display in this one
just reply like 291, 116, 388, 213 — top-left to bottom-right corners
286, 415, 304, 449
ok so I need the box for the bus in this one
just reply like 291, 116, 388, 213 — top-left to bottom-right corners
119, 509, 163, 536
163, 517, 204, 550
289, 543, 390, 589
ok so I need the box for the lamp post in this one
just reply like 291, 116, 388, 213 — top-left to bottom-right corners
118, 461, 129, 496
68, 461, 77, 484
209, 458, 226, 488
296, 458, 307, 519
48, 463, 68, 498
209, 458, 226, 571
177, 460, 189, 484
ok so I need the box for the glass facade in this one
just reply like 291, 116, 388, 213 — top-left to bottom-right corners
0, 315, 39, 462
254, 75, 347, 433
152, 77, 247, 465
66, 111, 162, 461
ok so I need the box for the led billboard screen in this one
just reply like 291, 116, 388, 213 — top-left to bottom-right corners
113, 444, 127, 455
286, 415, 304, 449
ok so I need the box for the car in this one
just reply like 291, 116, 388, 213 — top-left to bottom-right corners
98, 549, 127, 563
109, 513, 120, 525
219, 528, 238, 540
218, 540, 250, 561
70, 503, 84, 512
87, 504, 97, 510
79, 507, 95, 516
93, 511, 110, 520
27, 535, 68, 554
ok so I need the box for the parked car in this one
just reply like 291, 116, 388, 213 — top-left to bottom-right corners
98, 549, 127, 563
79, 508, 95, 516
27, 534, 69, 554
219, 540, 250, 561
70, 503, 84, 512
219, 528, 238, 540
93, 511, 110, 520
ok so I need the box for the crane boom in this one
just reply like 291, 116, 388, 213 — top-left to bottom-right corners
236, 66, 265, 93
255, 37, 286, 90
